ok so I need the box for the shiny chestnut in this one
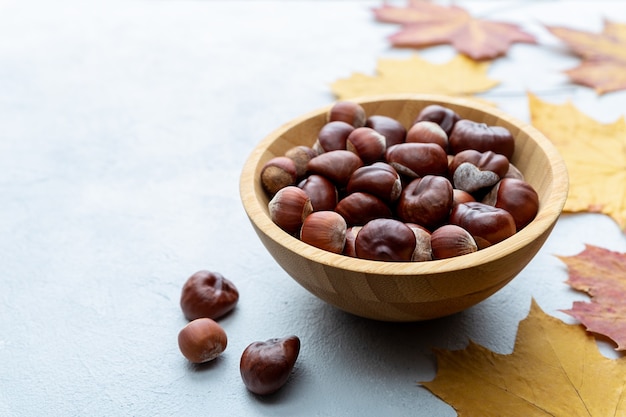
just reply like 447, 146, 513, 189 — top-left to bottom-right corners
180, 270, 239, 321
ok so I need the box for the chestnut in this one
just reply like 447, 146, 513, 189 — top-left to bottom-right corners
315, 121, 354, 153
346, 127, 387, 165
449, 150, 509, 194
405, 223, 433, 262
306, 150, 363, 186
240, 336, 301, 395
300, 210, 347, 254
355, 218, 416, 262
430, 224, 478, 259
327, 101, 366, 128
449, 202, 516, 249
335, 192, 392, 226
449, 119, 515, 160
365, 114, 407, 148
268, 186, 313, 234
260, 156, 297, 196
346, 162, 402, 203
396, 175, 454, 230
178, 318, 227, 364
386, 142, 449, 180
413, 104, 461, 136
298, 174, 338, 212
405, 120, 449, 152
482, 178, 539, 230
180, 271, 239, 321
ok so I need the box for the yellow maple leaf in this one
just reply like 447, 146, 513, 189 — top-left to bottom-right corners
330, 54, 499, 100
528, 93, 626, 231
422, 300, 626, 416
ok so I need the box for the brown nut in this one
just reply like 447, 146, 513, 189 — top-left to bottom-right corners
346, 127, 387, 165
385, 142, 449, 179
365, 114, 407, 148
430, 224, 478, 259
346, 162, 402, 203
405, 223, 433, 262
449, 202, 516, 249
315, 121, 354, 153
413, 104, 461, 136
453, 189, 476, 207
178, 318, 227, 364
284, 145, 318, 180
335, 192, 392, 226
260, 156, 297, 196
327, 101, 366, 128
396, 175, 453, 230
482, 178, 539, 230
355, 218, 416, 262
405, 120, 449, 152
298, 174, 338, 212
306, 150, 363, 186
180, 271, 239, 321
240, 336, 301, 396
300, 210, 347, 254
268, 186, 313, 234
343, 226, 362, 257
450, 150, 510, 194
449, 119, 515, 160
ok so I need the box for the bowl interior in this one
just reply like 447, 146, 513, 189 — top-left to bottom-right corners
240, 94, 568, 321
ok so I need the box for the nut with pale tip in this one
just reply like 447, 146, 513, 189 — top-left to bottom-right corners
327, 101, 366, 128
306, 150, 363, 186
300, 211, 347, 254
355, 218, 417, 262
268, 186, 313, 234
430, 224, 478, 260
406, 120, 449, 152
482, 178, 539, 230
260, 156, 297, 196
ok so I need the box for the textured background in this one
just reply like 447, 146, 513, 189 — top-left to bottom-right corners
1, 1, 625, 416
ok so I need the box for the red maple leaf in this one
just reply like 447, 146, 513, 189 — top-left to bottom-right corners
558, 244, 626, 351
373, 1, 536, 60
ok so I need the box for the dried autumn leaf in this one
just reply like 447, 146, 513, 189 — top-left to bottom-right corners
547, 20, 626, 94
422, 300, 626, 416
330, 54, 498, 100
558, 244, 626, 351
373, 1, 536, 60
528, 93, 626, 231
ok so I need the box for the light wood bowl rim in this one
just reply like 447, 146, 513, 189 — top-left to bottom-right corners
240, 93, 569, 277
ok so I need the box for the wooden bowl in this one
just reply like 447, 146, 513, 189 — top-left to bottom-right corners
240, 94, 568, 321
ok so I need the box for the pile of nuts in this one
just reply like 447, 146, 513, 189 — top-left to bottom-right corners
261, 101, 539, 262
177, 270, 300, 396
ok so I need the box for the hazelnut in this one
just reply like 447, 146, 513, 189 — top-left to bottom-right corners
396, 175, 454, 230
355, 218, 417, 262
385, 142, 449, 179
335, 192, 392, 226
315, 121, 354, 153
298, 174, 338, 212
346, 162, 402, 203
327, 101, 366, 127
240, 336, 301, 395
449, 202, 516, 249
346, 127, 387, 165
413, 104, 461, 136
285, 145, 318, 180
449, 119, 515, 160
482, 178, 539, 230
306, 150, 363, 186
300, 211, 347, 254
260, 156, 297, 196
365, 114, 407, 147
178, 318, 227, 364
449, 150, 509, 194
430, 224, 478, 259
180, 271, 239, 321
268, 186, 313, 234
406, 120, 449, 152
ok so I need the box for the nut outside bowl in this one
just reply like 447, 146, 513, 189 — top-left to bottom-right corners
240, 94, 569, 322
